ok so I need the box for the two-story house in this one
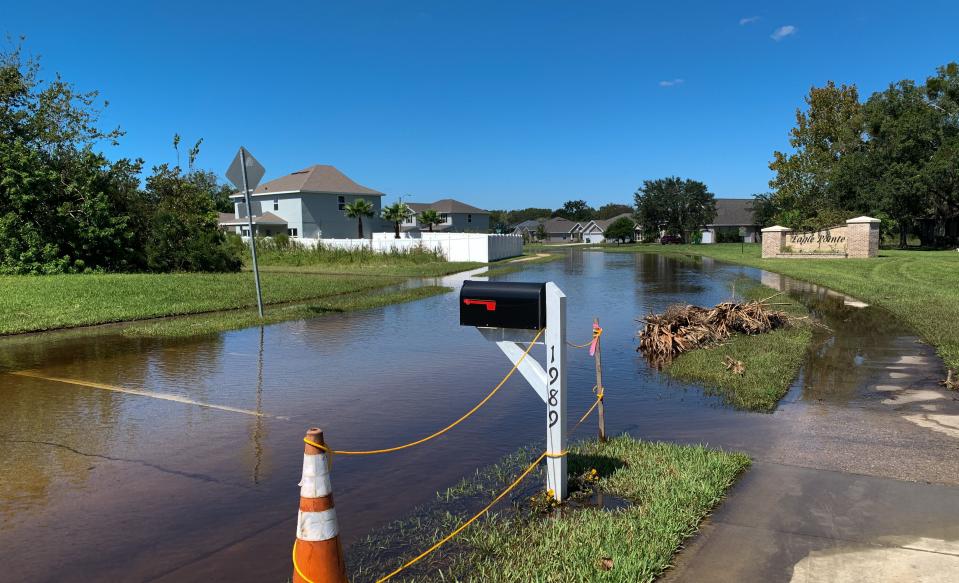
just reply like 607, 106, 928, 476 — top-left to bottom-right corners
403, 199, 490, 233
220, 164, 386, 239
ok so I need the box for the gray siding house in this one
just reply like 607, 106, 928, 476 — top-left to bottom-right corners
511, 217, 583, 242
221, 164, 386, 239
701, 199, 760, 243
404, 199, 490, 233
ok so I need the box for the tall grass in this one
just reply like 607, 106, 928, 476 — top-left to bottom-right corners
348, 436, 749, 583
253, 237, 447, 267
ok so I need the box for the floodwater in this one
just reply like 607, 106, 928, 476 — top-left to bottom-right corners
0, 250, 952, 582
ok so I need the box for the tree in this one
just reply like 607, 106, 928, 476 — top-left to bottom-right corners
506, 207, 552, 224
604, 216, 636, 243
553, 199, 594, 222
418, 209, 443, 232
343, 198, 374, 238
381, 202, 412, 239
0, 43, 146, 274
634, 177, 716, 242
141, 137, 242, 272
751, 193, 780, 228
488, 209, 509, 233
535, 223, 547, 241
595, 203, 633, 220
768, 81, 864, 226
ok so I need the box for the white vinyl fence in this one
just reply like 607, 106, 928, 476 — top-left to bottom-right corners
271, 233, 522, 263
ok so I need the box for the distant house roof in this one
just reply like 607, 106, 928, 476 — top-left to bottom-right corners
230, 164, 383, 198
407, 198, 489, 214
709, 199, 757, 227
588, 213, 636, 232
218, 212, 288, 226
543, 217, 581, 234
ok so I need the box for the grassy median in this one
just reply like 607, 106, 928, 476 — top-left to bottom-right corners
603, 244, 959, 371
349, 436, 749, 582
122, 286, 452, 338
0, 272, 400, 335
664, 281, 813, 411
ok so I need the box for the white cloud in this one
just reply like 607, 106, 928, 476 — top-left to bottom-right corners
770, 25, 796, 41
659, 78, 684, 87
739, 16, 760, 25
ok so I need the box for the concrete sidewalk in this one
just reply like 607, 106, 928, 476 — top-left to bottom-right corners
662, 462, 959, 582
656, 289, 959, 582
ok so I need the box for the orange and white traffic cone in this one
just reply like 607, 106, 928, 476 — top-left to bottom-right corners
293, 428, 348, 583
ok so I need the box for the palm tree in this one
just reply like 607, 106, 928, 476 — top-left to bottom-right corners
418, 209, 443, 232
381, 202, 412, 239
344, 198, 375, 238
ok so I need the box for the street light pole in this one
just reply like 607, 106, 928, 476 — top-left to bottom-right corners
240, 148, 265, 318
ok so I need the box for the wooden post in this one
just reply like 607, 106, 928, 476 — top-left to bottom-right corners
594, 318, 607, 443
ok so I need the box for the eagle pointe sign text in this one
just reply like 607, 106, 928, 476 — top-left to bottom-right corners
761, 217, 880, 259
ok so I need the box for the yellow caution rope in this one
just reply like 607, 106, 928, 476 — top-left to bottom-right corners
293, 392, 604, 583
566, 325, 603, 349
375, 448, 567, 583
305, 328, 545, 457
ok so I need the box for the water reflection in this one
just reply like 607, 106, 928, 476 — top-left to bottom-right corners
0, 250, 948, 582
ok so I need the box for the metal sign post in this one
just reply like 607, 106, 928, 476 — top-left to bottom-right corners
475, 282, 567, 501
227, 147, 266, 318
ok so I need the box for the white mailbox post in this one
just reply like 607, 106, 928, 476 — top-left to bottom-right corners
474, 282, 567, 502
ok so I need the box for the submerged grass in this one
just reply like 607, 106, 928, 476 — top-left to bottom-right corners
348, 436, 749, 583
0, 272, 400, 335
122, 286, 451, 338
475, 253, 565, 277
662, 281, 813, 411
603, 243, 959, 371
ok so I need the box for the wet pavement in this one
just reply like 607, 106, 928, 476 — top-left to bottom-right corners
1, 250, 958, 582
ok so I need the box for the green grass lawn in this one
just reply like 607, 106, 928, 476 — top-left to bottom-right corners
0, 272, 401, 335
603, 243, 959, 371
663, 281, 812, 411
349, 436, 749, 583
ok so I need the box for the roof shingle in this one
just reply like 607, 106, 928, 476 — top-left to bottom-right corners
233, 164, 383, 197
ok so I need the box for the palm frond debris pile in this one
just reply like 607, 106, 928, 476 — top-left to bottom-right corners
638, 299, 791, 363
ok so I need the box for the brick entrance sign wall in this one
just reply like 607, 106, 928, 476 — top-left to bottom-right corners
761, 216, 880, 259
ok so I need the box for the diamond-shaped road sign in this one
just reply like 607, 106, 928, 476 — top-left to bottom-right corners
226, 147, 265, 192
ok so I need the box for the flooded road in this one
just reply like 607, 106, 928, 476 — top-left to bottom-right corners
2, 250, 957, 582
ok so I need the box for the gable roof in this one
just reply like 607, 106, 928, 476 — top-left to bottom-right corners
406, 198, 489, 214
231, 164, 384, 198
588, 213, 636, 232
543, 217, 581, 233
218, 211, 288, 226
710, 199, 757, 226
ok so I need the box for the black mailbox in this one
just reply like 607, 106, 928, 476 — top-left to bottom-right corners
460, 280, 547, 330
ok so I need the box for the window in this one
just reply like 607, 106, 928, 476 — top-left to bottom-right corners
288, 228, 298, 237
467, 214, 472, 223
440, 213, 450, 223
241, 227, 250, 237
273, 196, 279, 211
338, 196, 345, 210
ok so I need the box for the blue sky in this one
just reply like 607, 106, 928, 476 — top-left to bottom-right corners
5, 1, 957, 208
